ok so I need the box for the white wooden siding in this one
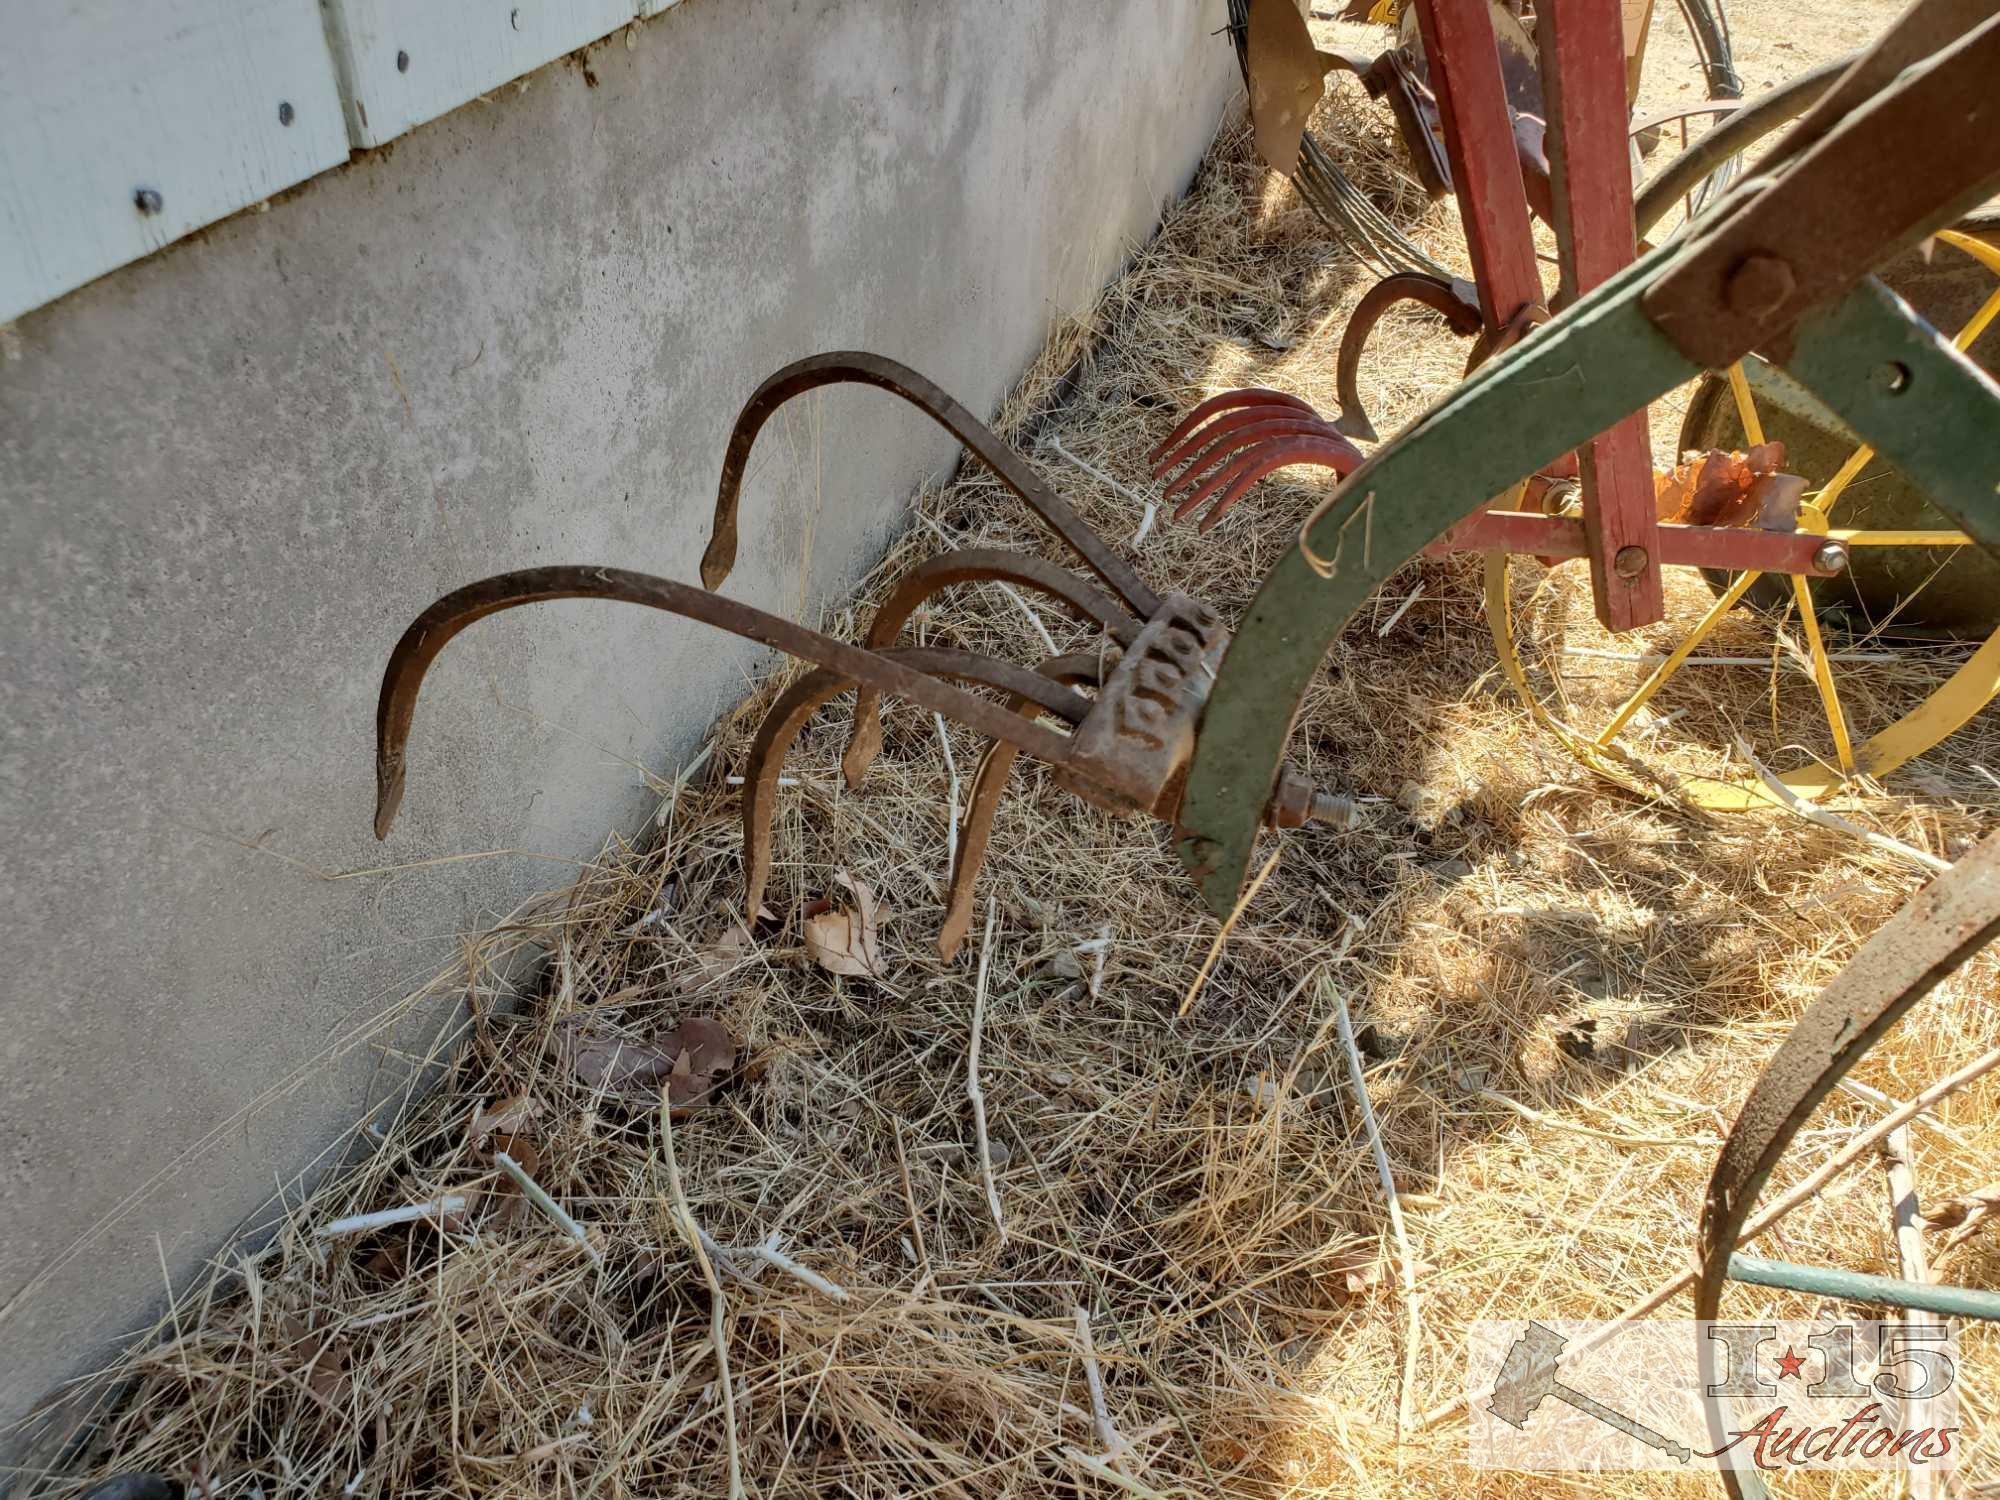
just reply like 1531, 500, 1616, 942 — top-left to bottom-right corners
0, 0, 350, 323
320, 0, 639, 149
2, 0, 684, 322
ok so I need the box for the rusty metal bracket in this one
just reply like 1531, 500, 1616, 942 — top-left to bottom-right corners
1364, 49, 1454, 199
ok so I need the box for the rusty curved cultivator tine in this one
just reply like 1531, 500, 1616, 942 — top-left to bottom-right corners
1148, 387, 1320, 469
1333, 272, 1484, 442
740, 645, 1092, 923
702, 351, 1160, 620
941, 652, 1104, 961
1175, 434, 1367, 532
374, 566, 1083, 840
1158, 417, 1354, 506
842, 548, 1141, 787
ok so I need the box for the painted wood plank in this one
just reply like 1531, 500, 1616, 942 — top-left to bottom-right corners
1411, 0, 1543, 329
322, 0, 639, 148
0, 0, 348, 324
1539, 0, 1662, 630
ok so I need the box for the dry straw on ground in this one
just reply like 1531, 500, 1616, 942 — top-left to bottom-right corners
38, 7, 2000, 1497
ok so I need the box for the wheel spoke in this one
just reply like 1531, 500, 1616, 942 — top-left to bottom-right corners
1726, 360, 1765, 446
1788, 574, 1857, 773
1596, 569, 1764, 745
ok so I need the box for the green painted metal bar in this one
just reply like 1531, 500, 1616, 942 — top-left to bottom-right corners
1779, 274, 2000, 556
1728, 1253, 2000, 1321
1176, 235, 1704, 915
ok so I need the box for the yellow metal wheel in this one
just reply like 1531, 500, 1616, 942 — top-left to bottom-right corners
1489, 228, 2000, 811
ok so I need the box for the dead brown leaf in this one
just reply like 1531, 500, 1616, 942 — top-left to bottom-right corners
467, 1093, 542, 1148
1321, 1241, 1435, 1296
276, 1314, 353, 1414
484, 1133, 542, 1228
558, 1014, 739, 1115
803, 872, 887, 978
674, 920, 755, 994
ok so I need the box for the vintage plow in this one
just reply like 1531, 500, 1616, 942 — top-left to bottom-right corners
371, 1, 2000, 1489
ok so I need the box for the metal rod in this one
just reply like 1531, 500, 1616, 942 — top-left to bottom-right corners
1726, 1253, 2000, 1321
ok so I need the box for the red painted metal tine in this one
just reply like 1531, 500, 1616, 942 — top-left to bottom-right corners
1162, 417, 1350, 503
1151, 397, 1334, 479
1170, 435, 1366, 529
1148, 387, 1321, 468
1153, 402, 1327, 480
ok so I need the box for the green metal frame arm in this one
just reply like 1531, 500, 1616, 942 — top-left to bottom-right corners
1780, 274, 2000, 553
1175, 242, 1702, 913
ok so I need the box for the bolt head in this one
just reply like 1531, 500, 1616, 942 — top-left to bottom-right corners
1871, 361, 1912, 394
1613, 544, 1650, 580
396, 48, 410, 72
132, 187, 164, 216
277, 100, 295, 126
1724, 253, 1797, 319
1813, 542, 1849, 575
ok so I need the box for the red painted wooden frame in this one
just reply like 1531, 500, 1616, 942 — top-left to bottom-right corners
1538, 0, 1664, 630
1412, 0, 1545, 328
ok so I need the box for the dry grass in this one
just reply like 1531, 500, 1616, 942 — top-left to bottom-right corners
35, 7, 2000, 1497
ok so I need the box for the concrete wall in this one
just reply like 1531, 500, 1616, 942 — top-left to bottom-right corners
0, 0, 1232, 1469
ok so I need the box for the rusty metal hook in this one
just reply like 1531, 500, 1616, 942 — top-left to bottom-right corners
1332, 272, 1484, 441
740, 645, 1093, 924
941, 652, 1105, 960
374, 566, 1085, 840
701, 351, 1160, 620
